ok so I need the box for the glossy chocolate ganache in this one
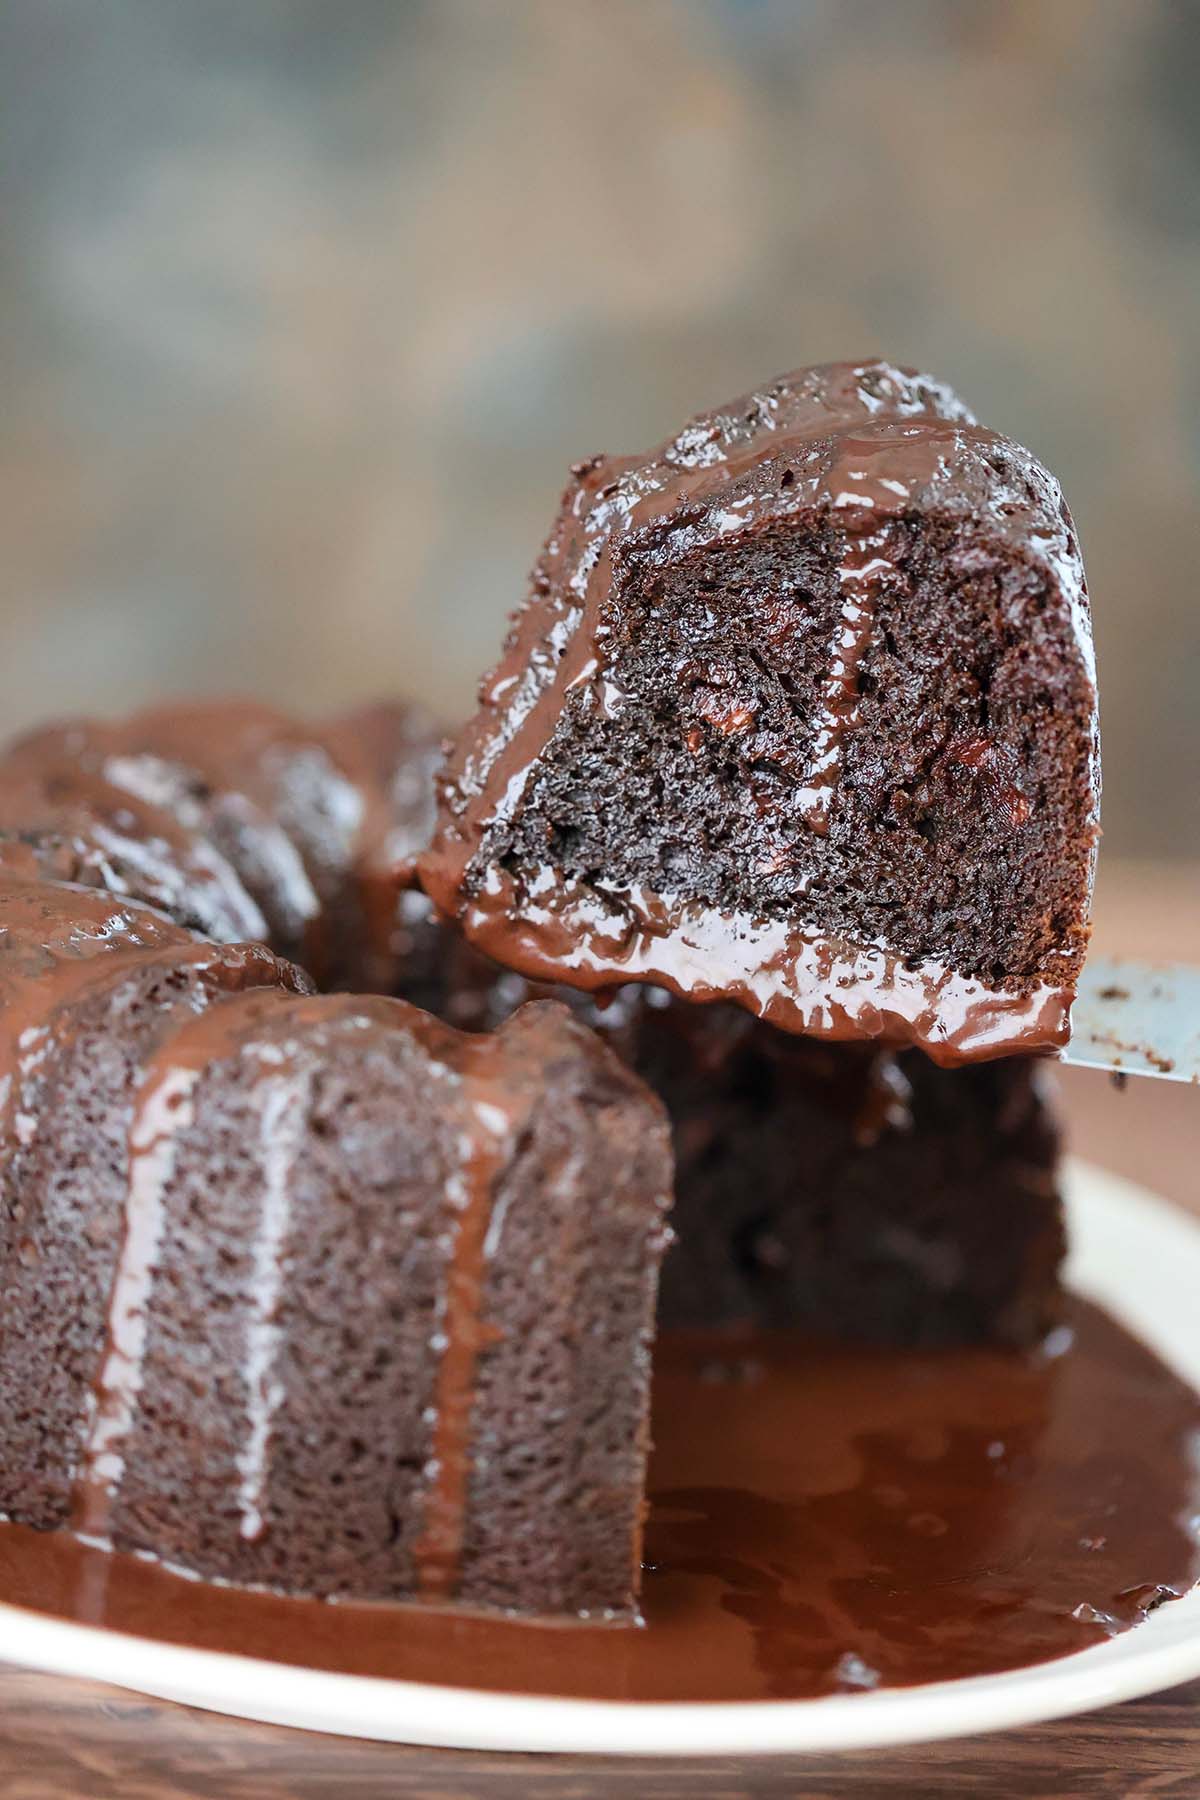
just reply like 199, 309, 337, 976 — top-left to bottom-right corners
2, 1299, 1195, 1702
421, 360, 1101, 1066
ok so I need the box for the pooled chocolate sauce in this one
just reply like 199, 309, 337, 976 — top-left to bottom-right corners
1, 1298, 1195, 1702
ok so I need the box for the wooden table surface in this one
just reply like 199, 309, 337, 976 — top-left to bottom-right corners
1, 860, 1196, 1798
2, 1668, 1199, 1799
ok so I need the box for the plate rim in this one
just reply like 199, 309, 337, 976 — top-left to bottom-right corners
1, 1158, 1198, 1756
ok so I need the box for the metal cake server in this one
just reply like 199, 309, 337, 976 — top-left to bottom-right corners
1064, 958, 1200, 1083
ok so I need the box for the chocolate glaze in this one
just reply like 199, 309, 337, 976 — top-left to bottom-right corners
72, 987, 381, 1546
110, 699, 414, 983
321, 700, 446, 992
122, 698, 442, 974
73, 1056, 207, 1541
1, 699, 445, 992
452, 865, 1071, 1067
420, 360, 1100, 1063
4, 1299, 1194, 1703
1, 938, 314, 1548
72, 988, 414, 1547
325, 701, 442, 891
0, 738, 269, 946
409, 1026, 539, 1604
796, 525, 893, 834
0, 877, 191, 1168
96, 705, 329, 968
232, 1072, 313, 1544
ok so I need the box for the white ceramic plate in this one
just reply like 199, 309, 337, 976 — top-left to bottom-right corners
1, 1158, 1198, 1756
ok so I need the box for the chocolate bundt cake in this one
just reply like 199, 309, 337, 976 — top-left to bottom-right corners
0, 358, 1101, 1623
420, 360, 1101, 1065
0, 708, 673, 1616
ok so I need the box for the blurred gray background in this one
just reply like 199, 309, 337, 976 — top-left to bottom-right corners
1, 0, 1196, 859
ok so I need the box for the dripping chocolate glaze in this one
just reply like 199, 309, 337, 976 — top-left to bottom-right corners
11, 1298, 1198, 1702
324, 701, 442, 890
451, 869, 1072, 1067
116, 697, 443, 959
322, 700, 446, 988
13, 707, 346, 984
110, 699, 424, 984
0, 738, 270, 946
99, 705, 328, 970
0, 817, 251, 949
796, 522, 897, 835
419, 360, 1099, 1066
0, 880, 192, 1210
408, 1019, 539, 1603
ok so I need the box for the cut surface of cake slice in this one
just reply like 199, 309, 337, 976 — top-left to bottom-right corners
636, 1000, 1065, 1344
421, 360, 1100, 1065
434, 956, 1066, 1346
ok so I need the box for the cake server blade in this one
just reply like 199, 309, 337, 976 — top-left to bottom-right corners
1063, 958, 1200, 1083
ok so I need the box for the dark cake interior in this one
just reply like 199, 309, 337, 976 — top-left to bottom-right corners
645, 1014, 1063, 1344
445, 966, 1065, 1346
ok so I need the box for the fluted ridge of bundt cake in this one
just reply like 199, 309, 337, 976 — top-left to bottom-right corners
420, 359, 1100, 1065
0, 698, 444, 994
0, 876, 312, 1533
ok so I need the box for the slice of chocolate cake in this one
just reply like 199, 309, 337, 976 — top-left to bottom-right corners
421, 360, 1100, 1065
51, 993, 671, 1615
